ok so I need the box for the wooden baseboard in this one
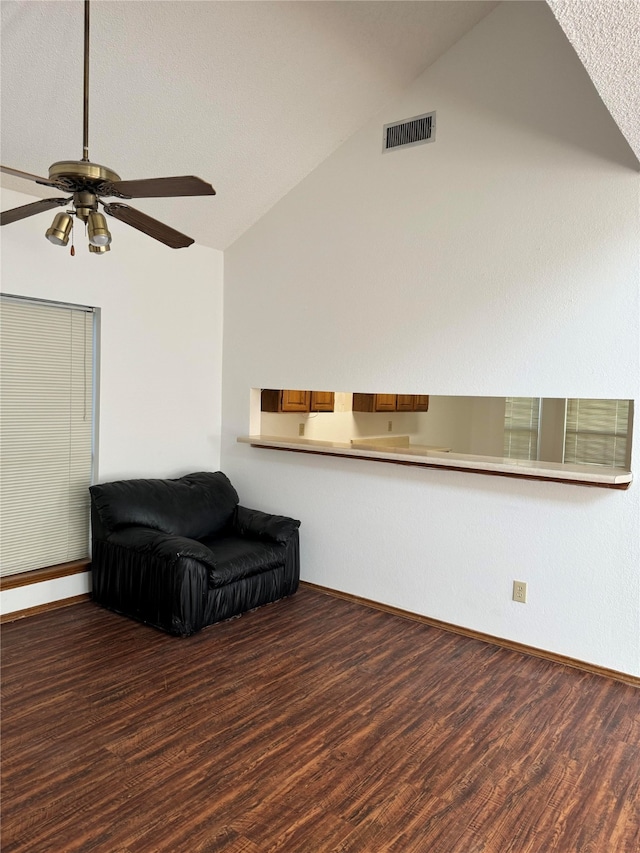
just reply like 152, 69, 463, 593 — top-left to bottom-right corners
0, 594, 91, 625
0, 560, 90, 591
301, 581, 640, 688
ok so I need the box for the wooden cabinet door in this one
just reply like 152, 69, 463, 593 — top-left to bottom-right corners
281, 390, 311, 412
310, 391, 335, 412
374, 394, 397, 412
396, 395, 415, 412
261, 389, 311, 412
396, 395, 429, 411
260, 389, 280, 412
352, 393, 374, 412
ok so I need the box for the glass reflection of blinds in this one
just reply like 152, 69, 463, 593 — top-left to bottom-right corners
0, 297, 94, 576
564, 399, 631, 468
504, 397, 540, 460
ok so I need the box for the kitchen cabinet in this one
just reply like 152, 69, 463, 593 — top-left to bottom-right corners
261, 389, 335, 413
353, 394, 429, 413
352, 393, 396, 413
396, 395, 415, 412
261, 389, 311, 413
310, 391, 335, 412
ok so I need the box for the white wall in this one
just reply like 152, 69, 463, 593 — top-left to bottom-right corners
221, 3, 640, 675
1, 188, 224, 612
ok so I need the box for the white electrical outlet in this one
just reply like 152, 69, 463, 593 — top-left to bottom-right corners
513, 581, 527, 603
387, 420, 393, 432
298, 423, 305, 437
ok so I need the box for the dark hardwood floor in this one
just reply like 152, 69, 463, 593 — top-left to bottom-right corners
1, 586, 638, 852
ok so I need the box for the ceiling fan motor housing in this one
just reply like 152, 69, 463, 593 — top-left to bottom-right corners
48, 160, 121, 186
46, 160, 123, 203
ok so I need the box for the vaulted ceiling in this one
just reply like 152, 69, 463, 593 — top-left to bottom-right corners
1, 1, 638, 252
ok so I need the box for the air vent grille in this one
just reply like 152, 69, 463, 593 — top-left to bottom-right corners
383, 111, 436, 152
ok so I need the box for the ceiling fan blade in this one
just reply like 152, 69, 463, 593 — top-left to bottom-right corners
103, 203, 195, 248
1, 164, 59, 188
1, 197, 70, 226
107, 176, 216, 199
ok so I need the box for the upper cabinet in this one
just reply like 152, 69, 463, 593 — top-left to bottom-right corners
352, 393, 396, 412
310, 391, 335, 412
353, 394, 429, 413
262, 390, 427, 414
396, 395, 415, 412
261, 389, 310, 412
261, 389, 335, 413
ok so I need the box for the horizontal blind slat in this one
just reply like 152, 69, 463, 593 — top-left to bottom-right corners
565, 399, 631, 467
0, 297, 94, 577
504, 397, 540, 460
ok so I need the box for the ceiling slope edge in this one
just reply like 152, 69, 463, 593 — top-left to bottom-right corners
546, 0, 640, 167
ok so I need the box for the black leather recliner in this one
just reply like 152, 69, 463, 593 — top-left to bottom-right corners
89, 471, 300, 636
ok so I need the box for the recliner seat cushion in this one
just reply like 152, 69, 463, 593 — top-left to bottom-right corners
90, 472, 239, 540
202, 536, 286, 588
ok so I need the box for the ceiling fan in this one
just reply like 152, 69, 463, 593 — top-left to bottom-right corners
0, 0, 215, 254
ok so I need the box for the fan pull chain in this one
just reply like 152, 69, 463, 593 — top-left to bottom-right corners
70, 222, 75, 256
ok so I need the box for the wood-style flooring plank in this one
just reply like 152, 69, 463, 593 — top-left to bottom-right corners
1, 587, 639, 852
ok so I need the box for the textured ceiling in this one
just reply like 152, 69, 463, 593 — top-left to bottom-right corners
547, 0, 640, 164
1, 1, 637, 253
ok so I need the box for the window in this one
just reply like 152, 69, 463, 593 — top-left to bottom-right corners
564, 398, 632, 468
503, 397, 633, 469
503, 397, 541, 460
0, 296, 95, 576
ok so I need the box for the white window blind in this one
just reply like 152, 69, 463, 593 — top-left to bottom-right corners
504, 397, 540, 460
564, 398, 631, 468
0, 296, 94, 576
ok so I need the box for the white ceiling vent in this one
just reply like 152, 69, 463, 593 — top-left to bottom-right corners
383, 111, 436, 153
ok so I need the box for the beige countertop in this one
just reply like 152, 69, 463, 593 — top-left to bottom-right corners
349, 434, 450, 452
236, 435, 633, 489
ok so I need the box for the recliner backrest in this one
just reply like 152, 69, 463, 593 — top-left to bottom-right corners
90, 471, 239, 540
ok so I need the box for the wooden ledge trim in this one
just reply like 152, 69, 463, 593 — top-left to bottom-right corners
301, 581, 640, 688
242, 439, 632, 490
0, 593, 91, 625
0, 559, 90, 591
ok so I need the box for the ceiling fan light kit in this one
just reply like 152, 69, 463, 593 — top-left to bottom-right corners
45, 212, 74, 246
87, 211, 111, 246
1, 0, 215, 255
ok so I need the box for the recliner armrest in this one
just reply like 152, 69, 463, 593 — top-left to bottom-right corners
107, 526, 218, 570
231, 506, 300, 545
